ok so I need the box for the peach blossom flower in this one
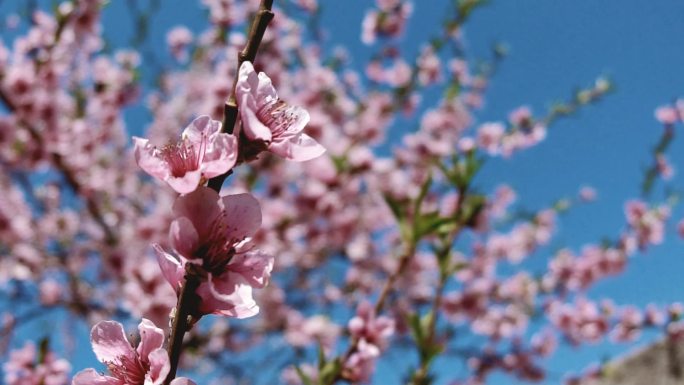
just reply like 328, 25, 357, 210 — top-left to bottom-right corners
154, 186, 273, 318
236, 61, 325, 162
134, 115, 237, 194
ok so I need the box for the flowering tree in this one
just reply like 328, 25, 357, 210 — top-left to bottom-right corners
0, 1, 682, 384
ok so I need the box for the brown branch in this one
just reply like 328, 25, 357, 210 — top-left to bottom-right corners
164, 273, 201, 385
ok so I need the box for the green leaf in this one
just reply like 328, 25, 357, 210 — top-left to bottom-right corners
318, 359, 342, 385
295, 365, 314, 385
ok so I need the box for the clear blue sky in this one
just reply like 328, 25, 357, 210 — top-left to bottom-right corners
2, 1, 684, 384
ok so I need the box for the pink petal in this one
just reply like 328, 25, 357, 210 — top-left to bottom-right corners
170, 379, 197, 385
220, 193, 262, 241
137, 319, 165, 364
170, 217, 199, 259
256, 71, 278, 102
153, 244, 185, 292
277, 104, 310, 136
182, 115, 221, 143
237, 61, 277, 103
133, 137, 169, 180
228, 250, 274, 289
72, 369, 122, 385
200, 133, 238, 177
165, 169, 203, 195
239, 102, 273, 142
197, 275, 259, 319
146, 348, 171, 385
172, 187, 221, 239
90, 321, 135, 366
270, 133, 326, 162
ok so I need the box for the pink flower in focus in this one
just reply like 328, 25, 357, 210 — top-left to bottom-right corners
72, 319, 195, 385
133, 115, 237, 194
154, 186, 274, 318
236, 61, 325, 162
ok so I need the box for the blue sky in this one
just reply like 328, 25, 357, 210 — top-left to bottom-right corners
2, 1, 684, 384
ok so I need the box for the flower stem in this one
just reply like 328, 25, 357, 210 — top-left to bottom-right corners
207, 0, 274, 192
164, 273, 201, 385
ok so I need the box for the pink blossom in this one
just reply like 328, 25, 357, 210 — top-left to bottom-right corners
285, 313, 341, 351
3, 342, 70, 385
476, 122, 505, 155
133, 115, 237, 194
72, 319, 195, 385
508, 106, 533, 127
655, 105, 679, 125
167, 26, 193, 61
343, 339, 381, 383
348, 301, 395, 350
236, 61, 325, 162
578, 186, 597, 202
154, 186, 274, 318
656, 154, 674, 180
624, 200, 669, 249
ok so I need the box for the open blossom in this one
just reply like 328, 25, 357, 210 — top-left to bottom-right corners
133, 115, 237, 194
342, 301, 395, 382
154, 186, 274, 318
72, 319, 195, 385
236, 61, 325, 162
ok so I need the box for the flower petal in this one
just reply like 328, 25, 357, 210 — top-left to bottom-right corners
270, 132, 326, 162
228, 250, 274, 289
170, 378, 197, 385
220, 193, 262, 241
172, 186, 221, 239
182, 115, 221, 143
165, 169, 203, 195
200, 133, 238, 178
239, 101, 273, 142
170, 217, 199, 259
72, 369, 121, 385
146, 347, 171, 385
133, 137, 169, 181
196, 274, 259, 319
90, 321, 135, 366
137, 319, 165, 364
237, 61, 277, 104
153, 244, 184, 292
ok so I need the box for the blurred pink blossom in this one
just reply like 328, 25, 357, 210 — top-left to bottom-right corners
3, 342, 70, 385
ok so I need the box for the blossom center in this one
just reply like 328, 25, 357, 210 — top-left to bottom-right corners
159, 138, 205, 178
107, 353, 147, 384
193, 213, 236, 273
256, 99, 300, 139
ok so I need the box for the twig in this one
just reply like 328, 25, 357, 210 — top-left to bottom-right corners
165, 273, 201, 385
